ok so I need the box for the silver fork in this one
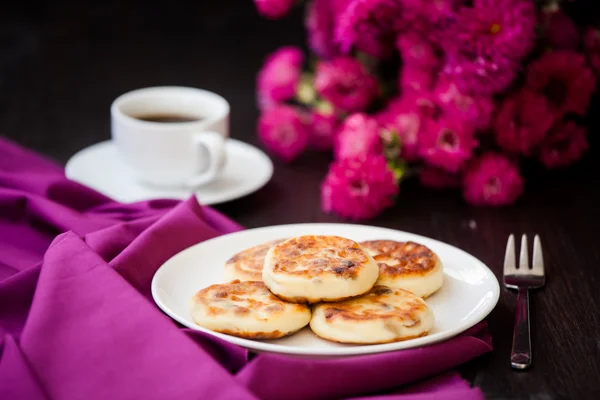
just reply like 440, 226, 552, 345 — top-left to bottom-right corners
503, 234, 545, 370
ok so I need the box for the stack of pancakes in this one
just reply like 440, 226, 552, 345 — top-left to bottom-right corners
190, 235, 443, 344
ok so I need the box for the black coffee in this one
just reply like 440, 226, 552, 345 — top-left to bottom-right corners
134, 114, 201, 123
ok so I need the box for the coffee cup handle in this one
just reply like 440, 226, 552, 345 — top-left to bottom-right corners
186, 131, 226, 188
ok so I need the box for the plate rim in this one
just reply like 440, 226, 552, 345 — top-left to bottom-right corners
151, 223, 500, 356
64, 139, 274, 205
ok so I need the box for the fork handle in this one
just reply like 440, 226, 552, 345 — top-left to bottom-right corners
511, 287, 531, 369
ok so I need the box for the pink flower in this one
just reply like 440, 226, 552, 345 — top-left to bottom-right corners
257, 47, 304, 110
433, 80, 493, 129
377, 94, 434, 162
308, 111, 339, 150
382, 86, 488, 165
335, 0, 406, 58
396, 33, 440, 69
314, 57, 379, 113
526, 50, 596, 116
463, 153, 524, 206
493, 89, 555, 155
258, 105, 309, 162
306, 0, 337, 59
395, 1, 460, 44
442, 0, 536, 95
321, 155, 398, 220
584, 28, 600, 74
419, 116, 477, 172
420, 166, 462, 189
254, 0, 295, 19
540, 8, 579, 50
396, 33, 440, 93
305, 0, 352, 59
414, 0, 461, 23
334, 113, 382, 160
538, 121, 588, 169
442, 53, 517, 96
449, 0, 536, 62
399, 66, 435, 93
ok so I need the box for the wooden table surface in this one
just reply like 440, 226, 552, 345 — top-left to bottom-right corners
2, 1, 599, 399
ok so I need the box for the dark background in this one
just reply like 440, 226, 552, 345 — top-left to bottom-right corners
2, 1, 600, 399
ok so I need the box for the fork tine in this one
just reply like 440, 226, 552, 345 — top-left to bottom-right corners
504, 234, 516, 275
532, 235, 544, 275
519, 234, 529, 270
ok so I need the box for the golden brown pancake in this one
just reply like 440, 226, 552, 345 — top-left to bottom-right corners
359, 240, 443, 298
190, 280, 311, 339
224, 239, 286, 282
310, 285, 434, 344
262, 235, 379, 303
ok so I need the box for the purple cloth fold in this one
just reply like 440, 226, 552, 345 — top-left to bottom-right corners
0, 137, 491, 399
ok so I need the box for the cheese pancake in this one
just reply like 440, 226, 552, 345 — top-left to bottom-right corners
359, 240, 443, 298
224, 239, 286, 282
190, 280, 311, 339
262, 235, 379, 303
310, 285, 434, 344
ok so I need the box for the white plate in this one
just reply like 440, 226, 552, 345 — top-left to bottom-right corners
65, 139, 273, 205
152, 223, 499, 356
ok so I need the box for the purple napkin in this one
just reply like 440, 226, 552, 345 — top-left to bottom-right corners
0, 137, 492, 400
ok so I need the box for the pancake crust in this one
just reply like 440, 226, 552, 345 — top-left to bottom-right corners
359, 240, 443, 298
224, 239, 286, 282
262, 235, 379, 303
310, 285, 434, 344
190, 280, 311, 339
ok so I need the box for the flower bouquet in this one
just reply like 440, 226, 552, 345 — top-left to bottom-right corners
253, 0, 598, 220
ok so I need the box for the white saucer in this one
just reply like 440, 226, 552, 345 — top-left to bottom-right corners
65, 139, 273, 205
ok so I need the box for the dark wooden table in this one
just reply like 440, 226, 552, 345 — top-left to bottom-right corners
2, 1, 599, 399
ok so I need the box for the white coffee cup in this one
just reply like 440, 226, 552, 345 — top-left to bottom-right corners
111, 86, 229, 188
